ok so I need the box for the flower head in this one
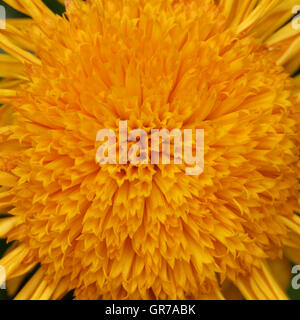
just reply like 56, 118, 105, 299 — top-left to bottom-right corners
0, 0, 299, 300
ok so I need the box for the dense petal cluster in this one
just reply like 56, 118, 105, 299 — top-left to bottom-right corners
0, 0, 299, 300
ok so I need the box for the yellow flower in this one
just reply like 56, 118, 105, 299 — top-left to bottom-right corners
0, 0, 299, 300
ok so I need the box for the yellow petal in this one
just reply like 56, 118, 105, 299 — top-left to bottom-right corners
6, 274, 27, 297
0, 217, 17, 238
0, 244, 37, 279
0, 33, 41, 65
234, 261, 289, 300
267, 257, 291, 291
3, 0, 54, 19
0, 89, 17, 104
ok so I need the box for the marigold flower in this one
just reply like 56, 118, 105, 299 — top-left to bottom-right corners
0, 0, 299, 300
